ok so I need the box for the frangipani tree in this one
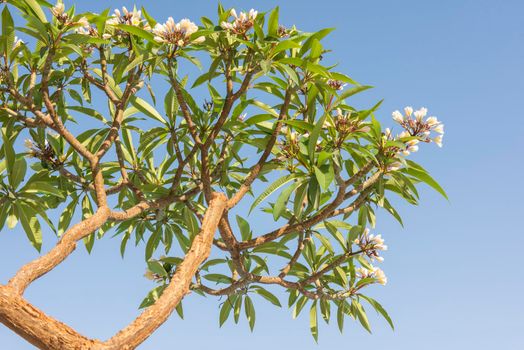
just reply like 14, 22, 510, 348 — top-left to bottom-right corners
0, 1, 446, 349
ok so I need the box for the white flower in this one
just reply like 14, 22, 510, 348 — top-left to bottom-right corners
414, 107, 428, 121
13, 36, 23, 48
356, 267, 369, 278
392, 110, 404, 123
327, 79, 347, 90
433, 135, 443, 147
24, 139, 34, 149
387, 161, 402, 172
404, 106, 413, 117
426, 116, 439, 126
220, 21, 234, 30
356, 266, 387, 285
153, 17, 200, 46
221, 8, 257, 34
289, 131, 297, 142
407, 145, 419, 153
398, 130, 411, 138
107, 6, 149, 30
433, 124, 444, 134
77, 16, 89, 28
406, 139, 419, 146
74, 17, 92, 35
51, 2, 65, 17
369, 234, 387, 251
373, 267, 387, 285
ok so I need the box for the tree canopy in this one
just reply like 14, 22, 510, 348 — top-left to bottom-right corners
0, 1, 445, 349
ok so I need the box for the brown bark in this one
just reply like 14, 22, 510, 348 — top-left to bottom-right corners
0, 286, 102, 349
99, 192, 226, 350
7, 207, 110, 295
0, 193, 226, 350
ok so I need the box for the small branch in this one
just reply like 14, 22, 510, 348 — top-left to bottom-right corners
227, 88, 293, 208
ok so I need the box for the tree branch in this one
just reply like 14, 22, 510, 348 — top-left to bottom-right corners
7, 207, 110, 295
100, 192, 226, 350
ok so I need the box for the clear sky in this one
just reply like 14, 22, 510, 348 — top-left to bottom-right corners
1, 0, 523, 349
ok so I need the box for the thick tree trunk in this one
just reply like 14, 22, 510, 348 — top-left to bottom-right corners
0, 285, 102, 349
0, 193, 227, 350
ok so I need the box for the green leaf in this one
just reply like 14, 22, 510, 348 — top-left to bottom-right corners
404, 160, 448, 200
23, 0, 47, 23
273, 180, 301, 220
383, 197, 404, 226
175, 302, 184, 319
249, 173, 301, 213
337, 302, 345, 332
314, 165, 334, 191
219, 297, 233, 327
130, 96, 167, 125
244, 295, 256, 331
147, 260, 168, 277
236, 215, 251, 241
334, 85, 372, 106
267, 7, 279, 37
310, 38, 322, 60
251, 286, 281, 307
116, 24, 155, 42
308, 113, 327, 162
17, 203, 42, 251
2, 6, 15, 56
139, 285, 166, 309
320, 298, 331, 323
6, 206, 18, 229
292, 296, 308, 319
10, 157, 27, 190
313, 232, 334, 255
233, 295, 242, 323
2, 130, 15, 181
22, 181, 64, 198
272, 39, 300, 55
58, 196, 79, 236
360, 295, 394, 330
310, 301, 319, 342
353, 299, 372, 333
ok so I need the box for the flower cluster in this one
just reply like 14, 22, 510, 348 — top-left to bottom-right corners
356, 265, 387, 285
354, 228, 387, 262
51, 2, 68, 23
392, 106, 444, 148
152, 17, 203, 46
277, 25, 291, 38
106, 7, 150, 30
277, 128, 321, 163
73, 17, 96, 36
24, 139, 61, 169
327, 79, 347, 91
332, 108, 370, 135
220, 9, 258, 34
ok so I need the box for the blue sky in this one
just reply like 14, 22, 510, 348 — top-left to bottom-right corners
1, 0, 524, 349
